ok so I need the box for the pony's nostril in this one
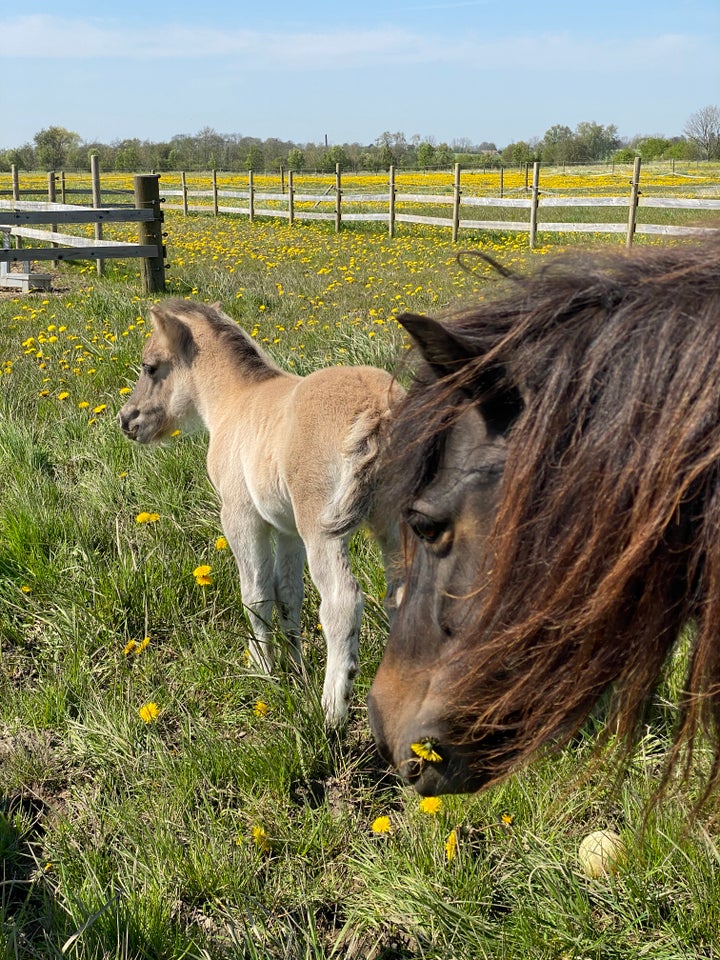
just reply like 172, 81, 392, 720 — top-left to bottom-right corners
398, 755, 424, 782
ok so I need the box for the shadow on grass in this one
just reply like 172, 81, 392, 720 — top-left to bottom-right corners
0, 792, 61, 958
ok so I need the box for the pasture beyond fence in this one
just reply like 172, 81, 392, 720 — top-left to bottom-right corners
1, 160, 719, 292
160, 159, 720, 248
0, 160, 166, 293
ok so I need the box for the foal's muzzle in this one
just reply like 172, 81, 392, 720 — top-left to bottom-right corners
117, 407, 140, 441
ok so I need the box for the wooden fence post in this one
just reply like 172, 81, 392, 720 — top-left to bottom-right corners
91, 154, 104, 276
388, 165, 396, 238
181, 172, 188, 216
626, 156, 641, 248
452, 163, 461, 243
529, 161, 540, 249
60, 172, 66, 204
499, 166, 504, 199
134, 174, 166, 294
212, 170, 218, 216
48, 172, 58, 267
11, 165, 21, 253
288, 170, 295, 225
249, 171, 255, 222
335, 163, 342, 232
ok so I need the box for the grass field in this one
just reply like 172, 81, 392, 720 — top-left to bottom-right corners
1, 211, 720, 959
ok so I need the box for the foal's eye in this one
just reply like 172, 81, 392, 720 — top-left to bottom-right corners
142, 361, 159, 377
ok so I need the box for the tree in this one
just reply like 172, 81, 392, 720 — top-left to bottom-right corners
245, 144, 264, 172
435, 143, 455, 167
684, 105, 720, 160
287, 148, 305, 172
501, 140, 535, 164
33, 126, 81, 170
320, 145, 350, 173
573, 122, 620, 162
416, 141, 436, 169
541, 124, 573, 164
634, 136, 670, 160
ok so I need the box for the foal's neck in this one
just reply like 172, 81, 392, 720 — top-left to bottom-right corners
201, 312, 286, 384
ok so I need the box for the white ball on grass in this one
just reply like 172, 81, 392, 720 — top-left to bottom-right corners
577, 830, 626, 878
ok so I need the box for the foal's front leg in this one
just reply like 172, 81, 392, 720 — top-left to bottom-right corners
221, 505, 276, 673
304, 534, 364, 727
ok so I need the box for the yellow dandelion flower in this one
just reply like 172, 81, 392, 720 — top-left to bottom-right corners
252, 825, 271, 853
92, 404, 107, 414
253, 700, 269, 718
411, 740, 443, 763
419, 796, 443, 815
445, 828, 458, 862
136, 636, 150, 654
57, 391, 70, 400
192, 563, 213, 585
123, 639, 138, 655
501, 813, 514, 827
371, 815, 392, 834
171, 429, 181, 437
138, 702, 160, 723
215, 536, 228, 550
78, 400, 90, 408
119, 387, 131, 395
136, 512, 160, 523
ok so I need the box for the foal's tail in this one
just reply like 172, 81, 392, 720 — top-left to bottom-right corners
321, 401, 399, 538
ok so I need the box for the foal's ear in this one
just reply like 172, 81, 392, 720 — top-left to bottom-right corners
150, 304, 196, 361
399, 312, 524, 436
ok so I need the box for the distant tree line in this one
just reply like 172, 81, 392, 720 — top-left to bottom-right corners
2, 107, 718, 174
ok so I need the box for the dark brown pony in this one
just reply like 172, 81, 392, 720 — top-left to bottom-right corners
368, 238, 720, 799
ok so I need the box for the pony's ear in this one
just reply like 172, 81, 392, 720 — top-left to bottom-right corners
399, 313, 476, 378
399, 312, 524, 436
150, 304, 197, 362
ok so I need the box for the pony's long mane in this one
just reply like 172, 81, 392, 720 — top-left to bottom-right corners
395, 239, 720, 795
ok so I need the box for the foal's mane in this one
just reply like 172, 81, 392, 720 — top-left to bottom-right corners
396, 238, 720, 797
155, 299, 282, 382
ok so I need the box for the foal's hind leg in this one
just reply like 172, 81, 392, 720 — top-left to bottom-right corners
273, 533, 306, 669
366, 507, 403, 621
304, 534, 364, 727
222, 505, 276, 673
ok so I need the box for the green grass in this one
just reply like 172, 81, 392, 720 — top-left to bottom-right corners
1, 216, 719, 958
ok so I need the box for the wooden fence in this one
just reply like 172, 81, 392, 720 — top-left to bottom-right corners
0, 161, 166, 293
2, 160, 718, 292
160, 159, 720, 248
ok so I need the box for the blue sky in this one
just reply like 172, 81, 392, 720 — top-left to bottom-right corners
3, 1, 718, 150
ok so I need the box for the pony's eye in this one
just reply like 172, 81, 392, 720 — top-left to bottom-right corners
406, 510, 448, 545
142, 361, 159, 377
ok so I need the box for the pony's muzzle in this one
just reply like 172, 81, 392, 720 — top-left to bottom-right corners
368, 690, 478, 795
